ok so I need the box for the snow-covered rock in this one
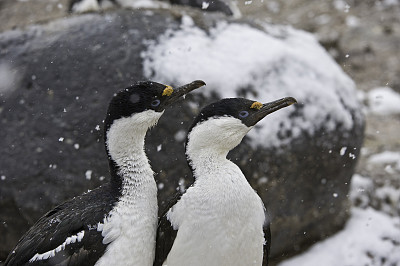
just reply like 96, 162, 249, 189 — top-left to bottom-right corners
279, 172, 400, 265
279, 207, 400, 266
142, 15, 361, 148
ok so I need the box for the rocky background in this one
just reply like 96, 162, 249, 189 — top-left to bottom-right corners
0, 0, 399, 265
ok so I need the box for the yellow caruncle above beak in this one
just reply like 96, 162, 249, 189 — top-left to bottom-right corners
162, 86, 174, 96
250, 101, 263, 110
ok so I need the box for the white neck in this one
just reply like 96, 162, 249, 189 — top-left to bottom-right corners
106, 110, 163, 162
186, 117, 252, 177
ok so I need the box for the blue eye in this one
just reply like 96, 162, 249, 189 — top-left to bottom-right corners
239, 111, 249, 118
151, 99, 161, 107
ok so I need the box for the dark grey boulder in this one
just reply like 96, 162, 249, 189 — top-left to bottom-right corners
0, 7, 364, 263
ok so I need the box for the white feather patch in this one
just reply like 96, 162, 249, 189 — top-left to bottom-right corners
101, 216, 121, 245
29, 230, 85, 262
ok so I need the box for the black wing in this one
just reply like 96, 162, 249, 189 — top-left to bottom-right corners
5, 184, 117, 266
262, 208, 271, 266
153, 191, 183, 266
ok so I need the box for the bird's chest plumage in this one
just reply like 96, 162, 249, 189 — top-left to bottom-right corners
95, 158, 158, 266
166, 167, 265, 266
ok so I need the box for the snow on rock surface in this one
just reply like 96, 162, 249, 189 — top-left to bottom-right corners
279, 173, 400, 266
278, 206, 400, 266
70, 0, 100, 13
142, 16, 362, 148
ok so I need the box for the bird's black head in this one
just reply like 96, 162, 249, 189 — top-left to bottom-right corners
185, 97, 297, 160
188, 97, 297, 132
103, 80, 205, 187
104, 80, 206, 135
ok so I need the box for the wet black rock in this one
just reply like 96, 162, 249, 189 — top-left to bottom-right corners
0, 8, 364, 262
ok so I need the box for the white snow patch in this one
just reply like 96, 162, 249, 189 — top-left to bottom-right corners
368, 151, 400, 169
367, 87, 400, 115
348, 152, 356, 159
118, 0, 170, 9
157, 144, 162, 152
71, 0, 167, 12
349, 174, 374, 208
85, 170, 92, 180
333, 0, 346, 10
279, 207, 400, 266
1, 175, 6, 181
344, 4, 350, 12
382, 0, 400, 6
333, 0, 351, 12
174, 130, 186, 142
142, 19, 360, 148
280, 172, 400, 265
177, 178, 186, 193
74, 143, 80, 150
71, 0, 100, 13
375, 186, 400, 215
346, 15, 360, 27
202, 1, 210, 9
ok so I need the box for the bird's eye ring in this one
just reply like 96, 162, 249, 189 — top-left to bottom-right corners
151, 99, 161, 107
239, 111, 249, 118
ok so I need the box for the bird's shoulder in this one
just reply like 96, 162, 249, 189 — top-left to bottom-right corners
5, 184, 118, 266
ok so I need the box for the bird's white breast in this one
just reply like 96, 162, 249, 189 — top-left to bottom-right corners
95, 155, 158, 266
165, 161, 266, 266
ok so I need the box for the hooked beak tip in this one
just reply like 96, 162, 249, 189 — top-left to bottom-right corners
286, 97, 297, 106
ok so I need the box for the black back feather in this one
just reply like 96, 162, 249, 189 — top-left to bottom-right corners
5, 184, 118, 266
